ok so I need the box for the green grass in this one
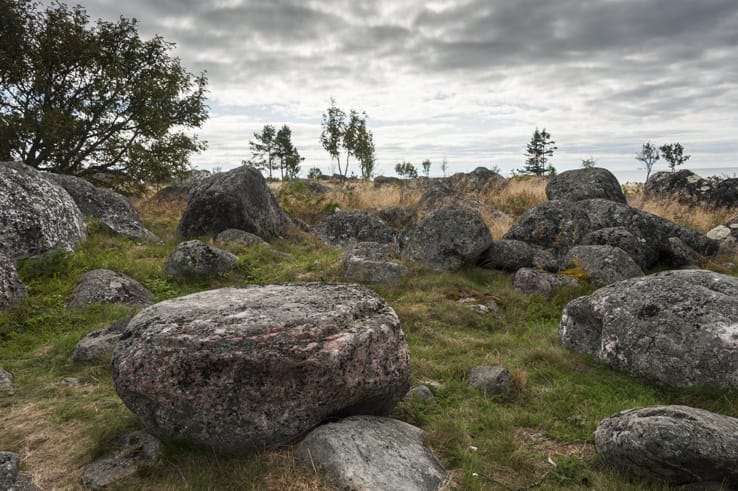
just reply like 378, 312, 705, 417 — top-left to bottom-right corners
1, 207, 738, 490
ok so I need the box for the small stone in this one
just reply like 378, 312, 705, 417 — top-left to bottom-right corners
466, 365, 514, 397
68, 270, 154, 308
404, 385, 437, 404
164, 240, 238, 280
81, 431, 161, 490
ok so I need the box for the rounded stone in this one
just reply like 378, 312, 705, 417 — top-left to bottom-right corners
466, 365, 514, 397
68, 269, 154, 308
112, 283, 410, 455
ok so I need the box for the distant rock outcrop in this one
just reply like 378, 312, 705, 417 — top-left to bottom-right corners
645, 169, 738, 208
546, 167, 626, 203
112, 284, 410, 455
0, 161, 86, 260
560, 269, 738, 389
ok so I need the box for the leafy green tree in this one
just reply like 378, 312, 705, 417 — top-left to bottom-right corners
659, 143, 690, 172
636, 141, 660, 181
354, 117, 375, 179
582, 157, 597, 168
519, 128, 556, 176
422, 159, 431, 177
395, 161, 418, 178
244, 124, 277, 178
0, 1, 207, 188
307, 167, 322, 180
320, 99, 345, 175
320, 100, 374, 178
274, 124, 302, 180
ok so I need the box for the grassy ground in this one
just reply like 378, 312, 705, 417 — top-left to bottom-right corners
2, 178, 738, 490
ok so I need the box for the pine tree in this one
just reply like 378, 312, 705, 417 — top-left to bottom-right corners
245, 125, 276, 178
519, 128, 557, 176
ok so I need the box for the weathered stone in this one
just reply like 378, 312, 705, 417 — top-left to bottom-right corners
513, 268, 580, 296
0, 451, 38, 491
0, 368, 13, 394
344, 257, 408, 284
448, 166, 505, 194
595, 405, 738, 486
112, 284, 410, 455
176, 166, 285, 240
546, 167, 626, 203
479, 240, 557, 272
69, 317, 131, 362
645, 170, 738, 208
68, 270, 154, 308
377, 207, 417, 231
296, 416, 446, 491
416, 183, 501, 219
344, 241, 397, 261
44, 173, 158, 242
214, 228, 267, 247
560, 270, 738, 389
706, 224, 731, 241
315, 211, 396, 248
466, 366, 513, 397
404, 385, 437, 404
580, 227, 651, 270
666, 237, 702, 268
401, 209, 492, 271
0, 161, 86, 260
81, 431, 161, 490
164, 240, 238, 280
564, 245, 644, 287
0, 256, 26, 310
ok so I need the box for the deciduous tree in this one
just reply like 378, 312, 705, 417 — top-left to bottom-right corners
395, 161, 418, 178
244, 124, 277, 178
636, 141, 660, 181
659, 143, 690, 172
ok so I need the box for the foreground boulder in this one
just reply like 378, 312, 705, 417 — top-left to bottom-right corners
595, 405, 738, 486
0, 451, 38, 490
296, 416, 446, 491
0, 161, 86, 260
546, 167, 626, 203
0, 256, 27, 310
68, 270, 154, 308
315, 211, 396, 248
112, 284, 410, 455
214, 229, 267, 248
401, 209, 493, 271
560, 270, 738, 389
164, 240, 238, 280
176, 166, 285, 240
44, 172, 158, 242
564, 245, 643, 287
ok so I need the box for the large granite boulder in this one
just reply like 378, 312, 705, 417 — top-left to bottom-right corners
176, 166, 285, 240
315, 211, 396, 248
0, 256, 26, 310
564, 245, 644, 287
645, 169, 738, 208
580, 227, 651, 270
68, 270, 154, 308
401, 209, 493, 271
546, 167, 626, 203
504, 199, 717, 265
560, 270, 738, 389
296, 416, 446, 491
44, 173, 158, 242
0, 161, 86, 260
164, 240, 238, 280
448, 166, 505, 194
595, 405, 738, 487
112, 284, 410, 455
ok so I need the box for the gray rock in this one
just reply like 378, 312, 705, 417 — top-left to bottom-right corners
564, 245, 644, 287
81, 431, 161, 490
479, 240, 557, 272
147, 174, 209, 208
0, 451, 38, 491
404, 385, 437, 404
560, 269, 738, 389
0, 368, 13, 394
448, 166, 505, 195
112, 284, 410, 455
456, 297, 498, 315
296, 416, 446, 491
69, 317, 131, 362
595, 405, 738, 486
315, 211, 396, 248
0, 256, 26, 310
666, 237, 702, 268
580, 227, 651, 270
466, 366, 514, 397
645, 169, 738, 208
513, 268, 580, 296
546, 167, 626, 203
416, 183, 503, 221
401, 209, 493, 271
0, 161, 86, 260
214, 228, 267, 247
344, 241, 397, 261
377, 207, 417, 231
176, 166, 285, 240
344, 257, 408, 284
68, 270, 154, 308
164, 240, 238, 280
44, 172, 159, 242
706, 224, 731, 241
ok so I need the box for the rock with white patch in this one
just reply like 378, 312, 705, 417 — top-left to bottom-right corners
560, 269, 738, 389
68, 270, 154, 308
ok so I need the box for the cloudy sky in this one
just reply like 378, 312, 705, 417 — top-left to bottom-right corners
51, 0, 738, 181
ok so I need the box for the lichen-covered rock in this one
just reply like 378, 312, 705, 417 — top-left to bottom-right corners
466, 366, 514, 397
164, 240, 238, 279
377, 207, 417, 231
560, 270, 738, 389
513, 268, 580, 296
81, 431, 161, 491
401, 209, 492, 271
176, 166, 285, 240
68, 270, 153, 308
0, 451, 38, 490
44, 172, 158, 242
214, 229, 267, 247
344, 257, 407, 284
295, 416, 446, 491
0, 256, 26, 310
645, 169, 738, 208
112, 284, 410, 455
315, 211, 396, 248
69, 317, 131, 362
564, 245, 644, 287
448, 166, 505, 195
595, 405, 738, 486
546, 167, 626, 203
580, 227, 651, 270
0, 161, 86, 260
344, 241, 397, 261
479, 240, 557, 272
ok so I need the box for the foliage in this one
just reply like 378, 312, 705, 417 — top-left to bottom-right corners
581, 157, 597, 168
274, 124, 302, 180
519, 128, 557, 176
395, 161, 418, 178
320, 99, 375, 178
244, 124, 277, 179
422, 159, 431, 177
659, 143, 690, 172
307, 167, 322, 180
0, 1, 208, 188
635, 141, 660, 181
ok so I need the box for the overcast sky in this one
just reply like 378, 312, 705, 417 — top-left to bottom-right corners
51, 0, 738, 181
